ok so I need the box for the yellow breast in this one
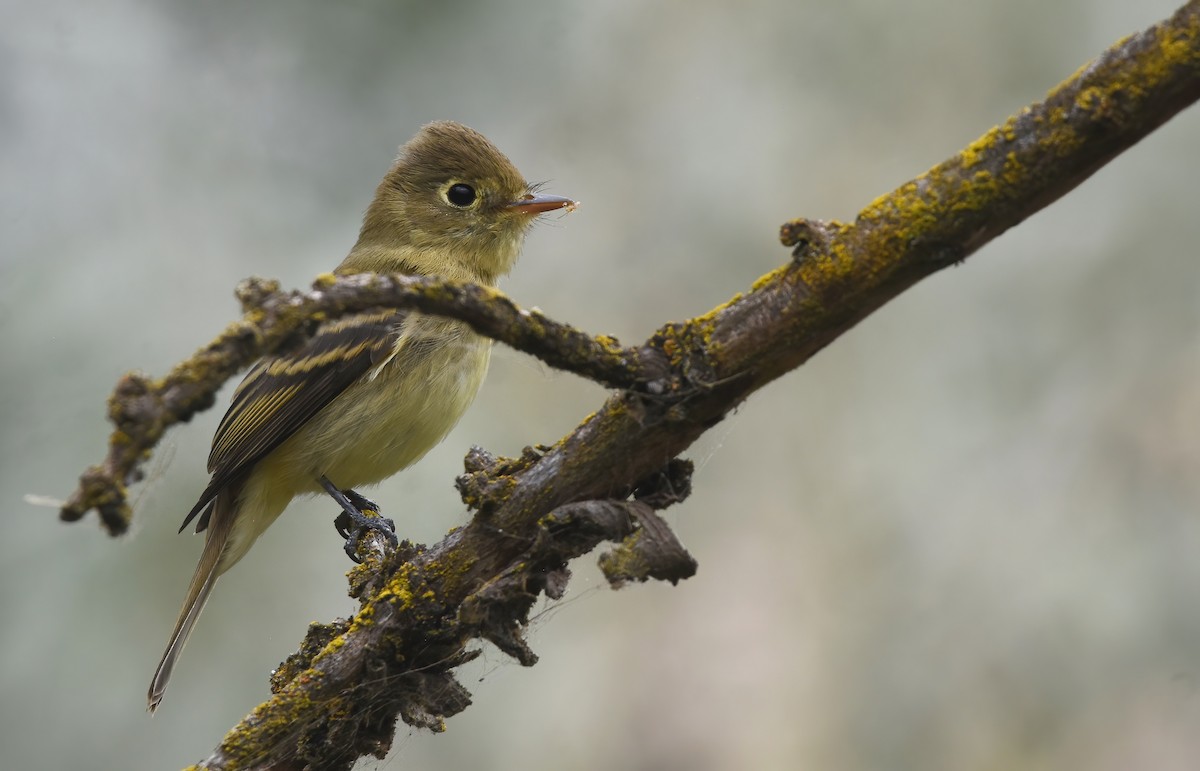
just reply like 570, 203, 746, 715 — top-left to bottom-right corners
257, 317, 491, 495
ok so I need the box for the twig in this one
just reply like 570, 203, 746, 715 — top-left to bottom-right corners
60, 274, 655, 536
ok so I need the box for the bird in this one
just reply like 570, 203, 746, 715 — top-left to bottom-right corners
147, 120, 576, 712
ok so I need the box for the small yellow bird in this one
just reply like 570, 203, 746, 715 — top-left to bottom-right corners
148, 121, 575, 712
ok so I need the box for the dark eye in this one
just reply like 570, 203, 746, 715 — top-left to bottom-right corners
446, 183, 477, 207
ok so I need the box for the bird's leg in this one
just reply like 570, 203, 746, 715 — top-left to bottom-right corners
319, 475, 398, 562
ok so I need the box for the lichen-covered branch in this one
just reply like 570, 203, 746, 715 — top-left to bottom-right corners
194, 457, 697, 771
60, 273, 651, 536
60, 4, 1200, 769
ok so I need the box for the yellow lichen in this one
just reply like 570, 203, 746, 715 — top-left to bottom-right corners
750, 265, 789, 292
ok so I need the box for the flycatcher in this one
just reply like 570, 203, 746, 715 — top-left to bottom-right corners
148, 121, 576, 712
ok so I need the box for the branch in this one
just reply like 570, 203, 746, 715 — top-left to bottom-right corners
61, 273, 654, 536
62, 4, 1200, 769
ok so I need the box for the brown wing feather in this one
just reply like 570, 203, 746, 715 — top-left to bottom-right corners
179, 309, 403, 533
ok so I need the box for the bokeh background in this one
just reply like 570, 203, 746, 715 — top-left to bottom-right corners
4, 1, 1199, 769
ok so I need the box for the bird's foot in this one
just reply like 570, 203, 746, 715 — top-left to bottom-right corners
319, 476, 398, 563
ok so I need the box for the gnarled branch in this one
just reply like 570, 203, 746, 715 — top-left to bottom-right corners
61, 273, 656, 536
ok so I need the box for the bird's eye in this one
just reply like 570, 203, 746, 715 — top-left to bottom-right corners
445, 183, 477, 207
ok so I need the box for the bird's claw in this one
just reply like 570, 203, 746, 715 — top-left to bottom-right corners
320, 476, 398, 563
333, 509, 398, 562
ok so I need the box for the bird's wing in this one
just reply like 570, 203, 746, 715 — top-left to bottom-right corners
179, 309, 404, 533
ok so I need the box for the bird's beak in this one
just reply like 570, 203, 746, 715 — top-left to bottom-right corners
507, 193, 578, 216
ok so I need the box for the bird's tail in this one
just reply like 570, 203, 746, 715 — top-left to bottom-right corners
147, 487, 239, 713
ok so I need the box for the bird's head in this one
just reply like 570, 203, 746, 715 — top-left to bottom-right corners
344, 121, 575, 284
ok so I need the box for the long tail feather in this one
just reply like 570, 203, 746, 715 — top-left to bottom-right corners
148, 490, 238, 713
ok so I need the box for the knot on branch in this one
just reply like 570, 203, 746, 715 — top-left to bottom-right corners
108, 371, 184, 456
632, 457, 693, 509
459, 467, 697, 666
59, 465, 130, 533
599, 506, 697, 588
455, 444, 547, 513
779, 217, 843, 261
235, 276, 283, 313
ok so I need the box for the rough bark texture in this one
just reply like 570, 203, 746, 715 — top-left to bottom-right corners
60, 4, 1200, 770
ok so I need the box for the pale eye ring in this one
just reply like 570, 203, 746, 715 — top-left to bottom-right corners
446, 183, 477, 207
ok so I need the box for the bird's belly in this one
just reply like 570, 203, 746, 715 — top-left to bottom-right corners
261, 334, 492, 494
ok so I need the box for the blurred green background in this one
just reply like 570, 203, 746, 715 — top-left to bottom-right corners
4, 1, 1199, 769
